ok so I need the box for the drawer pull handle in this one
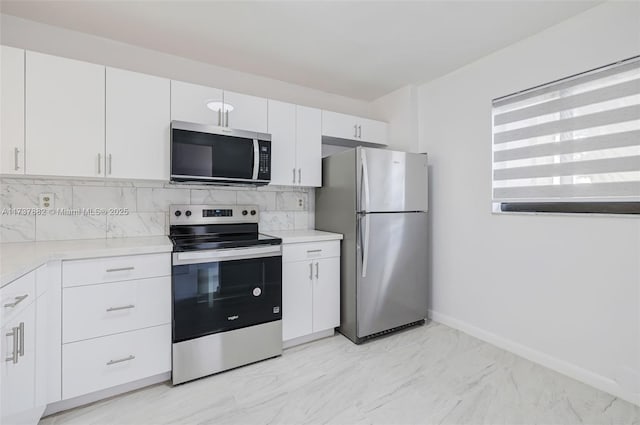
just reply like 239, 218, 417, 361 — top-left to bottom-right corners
5, 326, 19, 364
18, 322, 24, 357
106, 304, 135, 312
307, 249, 322, 253
106, 355, 135, 366
105, 267, 135, 273
4, 294, 28, 308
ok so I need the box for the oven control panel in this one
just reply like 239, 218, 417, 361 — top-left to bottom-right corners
170, 204, 259, 225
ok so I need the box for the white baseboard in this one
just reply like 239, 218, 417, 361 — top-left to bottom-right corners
428, 310, 640, 407
43, 372, 171, 417
283, 328, 335, 349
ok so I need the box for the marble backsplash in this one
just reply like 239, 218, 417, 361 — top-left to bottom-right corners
0, 177, 314, 242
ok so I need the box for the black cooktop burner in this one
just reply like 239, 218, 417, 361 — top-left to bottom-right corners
169, 223, 281, 252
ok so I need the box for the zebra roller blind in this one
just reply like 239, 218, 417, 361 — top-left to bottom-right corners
492, 56, 640, 212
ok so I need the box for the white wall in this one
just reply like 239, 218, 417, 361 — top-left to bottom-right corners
418, 1, 640, 405
0, 14, 372, 117
371, 85, 420, 152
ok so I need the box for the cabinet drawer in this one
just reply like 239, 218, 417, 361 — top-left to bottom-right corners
62, 324, 170, 400
62, 253, 170, 287
282, 241, 340, 263
63, 276, 171, 343
1, 270, 36, 325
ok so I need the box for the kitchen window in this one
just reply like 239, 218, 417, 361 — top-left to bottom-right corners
492, 56, 640, 214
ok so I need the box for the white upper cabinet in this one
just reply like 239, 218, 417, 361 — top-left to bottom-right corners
223, 90, 268, 133
359, 117, 388, 146
322, 110, 388, 146
267, 100, 322, 187
1, 46, 25, 175
267, 100, 297, 186
171, 80, 223, 126
26, 51, 105, 177
322, 110, 360, 141
106, 68, 170, 180
296, 105, 322, 187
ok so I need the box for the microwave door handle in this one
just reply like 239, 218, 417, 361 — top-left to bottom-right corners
252, 139, 259, 180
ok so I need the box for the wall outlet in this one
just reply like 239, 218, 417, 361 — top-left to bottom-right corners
298, 198, 304, 208
39, 193, 54, 209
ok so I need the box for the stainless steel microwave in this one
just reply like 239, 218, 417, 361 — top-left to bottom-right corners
170, 121, 271, 186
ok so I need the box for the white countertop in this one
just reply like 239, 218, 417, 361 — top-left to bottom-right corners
1, 236, 172, 288
263, 229, 343, 244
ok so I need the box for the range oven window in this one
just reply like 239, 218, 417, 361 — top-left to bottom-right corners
171, 129, 255, 179
172, 255, 282, 343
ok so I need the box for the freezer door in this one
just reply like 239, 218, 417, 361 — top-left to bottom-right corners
357, 147, 428, 213
356, 212, 428, 338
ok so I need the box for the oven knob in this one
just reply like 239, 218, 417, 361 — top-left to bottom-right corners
250, 210, 257, 216
242, 210, 248, 216
185, 210, 192, 217
252, 287, 262, 297
174, 210, 181, 217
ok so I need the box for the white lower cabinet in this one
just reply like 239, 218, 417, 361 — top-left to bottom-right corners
1, 300, 37, 425
62, 324, 171, 400
282, 240, 340, 345
0, 266, 52, 425
62, 276, 171, 343
60, 253, 171, 402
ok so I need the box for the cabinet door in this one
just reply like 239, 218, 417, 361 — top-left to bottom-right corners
296, 105, 322, 187
171, 80, 223, 126
267, 100, 297, 186
282, 261, 313, 341
312, 257, 340, 332
359, 118, 388, 146
322, 110, 358, 141
223, 90, 268, 133
26, 51, 105, 177
1, 46, 25, 175
106, 68, 170, 180
1, 302, 37, 425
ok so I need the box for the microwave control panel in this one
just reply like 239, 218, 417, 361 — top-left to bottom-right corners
257, 141, 271, 180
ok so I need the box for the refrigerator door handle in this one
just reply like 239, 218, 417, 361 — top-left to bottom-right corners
361, 213, 370, 278
360, 149, 370, 213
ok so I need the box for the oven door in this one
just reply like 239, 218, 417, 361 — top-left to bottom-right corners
172, 245, 282, 343
170, 121, 270, 185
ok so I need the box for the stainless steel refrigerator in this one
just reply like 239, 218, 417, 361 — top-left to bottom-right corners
316, 147, 428, 344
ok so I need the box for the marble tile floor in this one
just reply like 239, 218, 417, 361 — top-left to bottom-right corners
40, 322, 640, 425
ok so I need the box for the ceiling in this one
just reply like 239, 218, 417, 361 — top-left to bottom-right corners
0, 1, 601, 101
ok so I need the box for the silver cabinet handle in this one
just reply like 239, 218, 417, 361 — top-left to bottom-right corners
354, 124, 358, 138
106, 355, 135, 366
358, 125, 362, 139
4, 294, 28, 308
298, 168, 301, 184
5, 326, 19, 364
225, 110, 229, 127
106, 304, 135, 312
218, 109, 222, 126
307, 249, 322, 253
18, 322, 24, 357
108, 154, 113, 175
315, 262, 319, 279
292, 168, 296, 184
309, 263, 313, 280
106, 266, 135, 273
14, 147, 20, 170
97, 153, 102, 174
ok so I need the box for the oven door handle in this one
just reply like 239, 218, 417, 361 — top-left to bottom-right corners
252, 139, 259, 180
173, 245, 281, 265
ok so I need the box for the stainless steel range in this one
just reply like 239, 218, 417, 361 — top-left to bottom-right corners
169, 204, 282, 385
